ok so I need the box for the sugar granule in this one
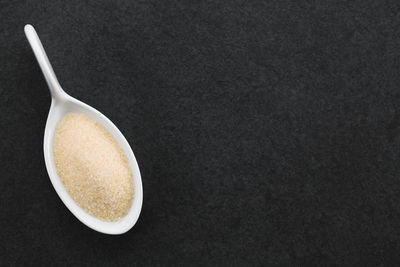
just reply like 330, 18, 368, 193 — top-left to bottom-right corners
53, 113, 134, 221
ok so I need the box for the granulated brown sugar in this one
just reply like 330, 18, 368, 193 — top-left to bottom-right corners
53, 113, 134, 221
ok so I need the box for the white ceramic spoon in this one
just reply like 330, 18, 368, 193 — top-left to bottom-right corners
24, 24, 143, 235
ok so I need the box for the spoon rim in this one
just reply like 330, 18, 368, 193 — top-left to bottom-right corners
43, 96, 143, 234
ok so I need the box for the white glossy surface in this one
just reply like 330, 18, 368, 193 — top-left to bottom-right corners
24, 24, 143, 235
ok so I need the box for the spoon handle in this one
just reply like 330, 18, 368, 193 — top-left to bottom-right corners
24, 24, 66, 100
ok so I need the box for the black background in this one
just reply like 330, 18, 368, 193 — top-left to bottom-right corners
1, 0, 400, 266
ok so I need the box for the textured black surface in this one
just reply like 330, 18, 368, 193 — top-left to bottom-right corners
2, 0, 400, 265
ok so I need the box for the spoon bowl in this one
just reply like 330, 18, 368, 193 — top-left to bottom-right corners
25, 24, 143, 235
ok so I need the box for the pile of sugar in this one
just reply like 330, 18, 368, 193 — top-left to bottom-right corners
53, 113, 134, 221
